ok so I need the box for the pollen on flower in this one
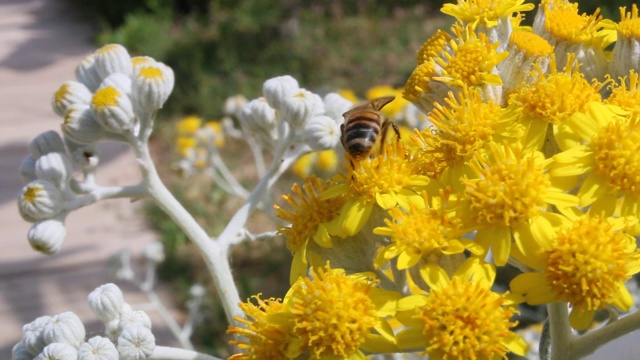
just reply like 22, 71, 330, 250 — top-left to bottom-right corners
416, 30, 451, 65
275, 176, 345, 251
544, 216, 635, 312
616, 4, 640, 40
403, 61, 437, 102
137, 67, 164, 80
542, 2, 607, 45
228, 295, 293, 360
462, 143, 550, 227
414, 277, 520, 359
590, 114, 640, 198
509, 31, 554, 57
92, 86, 121, 109
289, 266, 377, 359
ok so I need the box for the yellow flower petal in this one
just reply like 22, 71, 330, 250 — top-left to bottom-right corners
420, 263, 449, 290
376, 191, 398, 210
510, 272, 556, 305
569, 307, 596, 331
577, 173, 608, 206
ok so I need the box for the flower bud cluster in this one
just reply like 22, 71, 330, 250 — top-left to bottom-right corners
13, 284, 155, 360
52, 43, 174, 142
238, 75, 353, 151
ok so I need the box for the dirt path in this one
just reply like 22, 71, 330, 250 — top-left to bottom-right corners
0, 0, 179, 356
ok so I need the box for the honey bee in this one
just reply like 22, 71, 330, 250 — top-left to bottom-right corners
340, 96, 400, 161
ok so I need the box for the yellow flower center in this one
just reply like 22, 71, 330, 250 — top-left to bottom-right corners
463, 144, 550, 226
415, 277, 518, 359
92, 86, 120, 109
53, 83, 71, 105
289, 267, 377, 359
605, 71, 640, 115
543, 2, 606, 45
544, 216, 632, 311
618, 4, 640, 40
176, 115, 203, 135
23, 185, 42, 204
416, 30, 452, 64
228, 295, 293, 360
275, 177, 345, 252
96, 43, 121, 55
404, 60, 437, 102
137, 67, 164, 80
509, 31, 554, 57
508, 57, 601, 125
591, 115, 640, 198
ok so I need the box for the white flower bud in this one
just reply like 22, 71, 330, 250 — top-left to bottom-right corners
223, 94, 248, 117
78, 336, 118, 360
23, 315, 51, 355
131, 56, 157, 73
35, 343, 78, 360
75, 54, 102, 92
91, 85, 136, 134
94, 44, 132, 78
29, 131, 66, 159
52, 81, 93, 117
88, 284, 125, 323
62, 104, 106, 144
263, 75, 299, 110
35, 152, 73, 188
117, 325, 155, 360
42, 311, 85, 349
280, 89, 324, 129
104, 319, 121, 342
99, 73, 132, 96
323, 92, 353, 122
119, 310, 151, 331
12, 342, 31, 360
18, 180, 64, 222
304, 115, 341, 150
131, 63, 174, 111
28, 219, 66, 255
142, 241, 164, 264
19, 155, 38, 185
239, 97, 277, 138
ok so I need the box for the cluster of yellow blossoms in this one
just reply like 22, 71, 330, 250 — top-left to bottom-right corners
228, 0, 640, 358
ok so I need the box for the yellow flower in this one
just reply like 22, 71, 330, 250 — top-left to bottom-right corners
605, 69, 640, 117
291, 153, 316, 178
396, 258, 527, 359
175, 136, 197, 158
460, 142, 578, 266
175, 115, 202, 135
373, 192, 483, 284
286, 264, 401, 359
510, 213, 640, 330
315, 149, 338, 175
338, 88, 359, 104
275, 176, 347, 283
441, 0, 534, 29
415, 30, 451, 65
321, 141, 431, 237
506, 54, 603, 151
227, 295, 299, 360
499, 30, 554, 92
551, 102, 640, 217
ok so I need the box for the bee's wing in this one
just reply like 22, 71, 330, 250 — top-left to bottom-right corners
342, 96, 396, 118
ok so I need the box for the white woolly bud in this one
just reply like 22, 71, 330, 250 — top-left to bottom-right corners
62, 104, 106, 144
104, 319, 121, 342
52, 81, 93, 117
142, 241, 164, 264
35, 152, 73, 188
75, 54, 102, 92
18, 180, 64, 222
119, 310, 152, 331
42, 311, 86, 349
94, 44, 132, 78
88, 284, 125, 323
12, 342, 31, 360
78, 336, 118, 360
131, 63, 174, 111
239, 97, 277, 138
223, 94, 248, 117
263, 75, 299, 110
29, 131, 66, 159
28, 218, 67, 255
117, 325, 155, 360
35, 343, 78, 360
19, 155, 38, 185
22, 315, 52, 355
280, 89, 324, 129
91, 85, 136, 134
323, 93, 353, 123
99, 73, 132, 96
304, 115, 341, 151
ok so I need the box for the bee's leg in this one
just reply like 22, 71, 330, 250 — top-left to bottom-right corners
379, 120, 401, 149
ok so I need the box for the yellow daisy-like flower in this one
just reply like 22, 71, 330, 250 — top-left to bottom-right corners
396, 258, 528, 359
460, 141, 578, 266
175, 136, 197, 158
286, 264, 401, 359
227, 295, 299, 360
551, 102, 640, 217
373, 192, 483, 284
605, 70, 640, 117
275, 176, 347, 283
606, 4, 639, 79
414, 85, 523, 191
403, 59, 440, 115
321, 141, 431, 237
510, 213, 640, 330
506, 54, 603, 151
291, 153, 316, 178
499, 30, 554, 93
175, 115, 202, 135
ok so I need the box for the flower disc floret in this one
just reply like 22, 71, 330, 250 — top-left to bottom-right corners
617, 4, 640, 39
509, 31, 554, 57
416, 30, 452, 65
